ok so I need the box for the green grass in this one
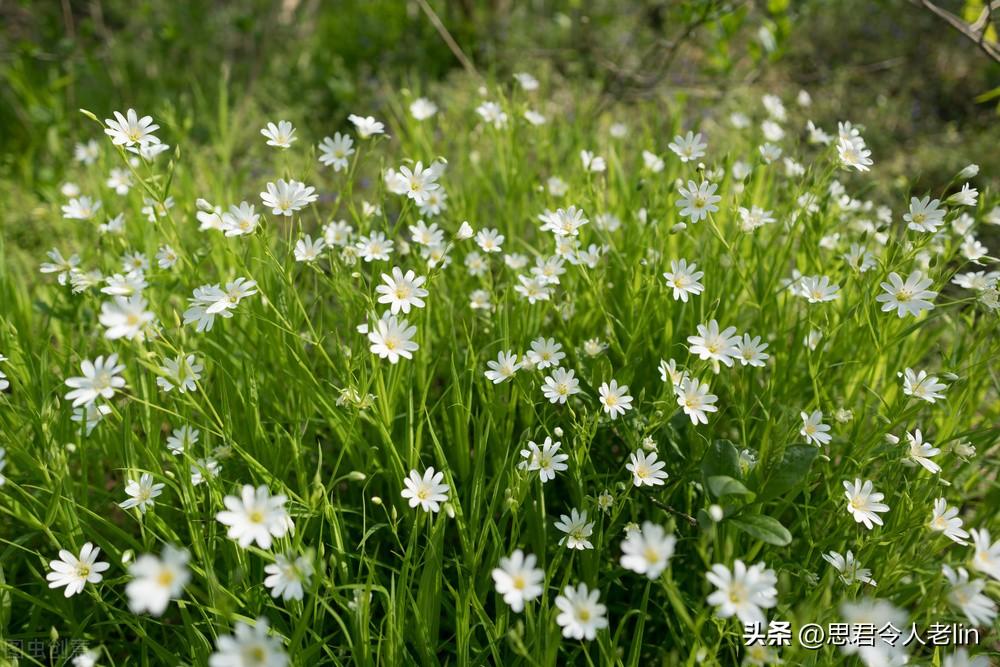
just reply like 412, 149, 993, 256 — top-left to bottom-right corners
0, 77, 998, 666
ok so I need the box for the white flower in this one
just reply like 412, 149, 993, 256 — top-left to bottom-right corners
687, 320, 740, 367
546, 177, 568, 197
838, 135, 873, 172
761, 119, 784, 142
942, 565, 997, 627
209, 617, 288, 667
260, 179, 318, 216
598, 379, 633, 419
141, 195, 174, 222
961, 235, 989, 264
410, 220, 444, 247
39, 248, 80, 284
580, 150, 606, 173
901, 367, 947, 403
554, 583, 607, 640
798, 275, 840, 303
157, 354, 203, 393
101, 269, 147, 296
191, 458, 221, 486
99, 295, 156, 341
264, 553, 314, 601
356, 232, 395, 262
167, 425, 199, 455
620, 521, 676, 580
663, 259, 704, 302
626, 450, 668, 487
943, 648, 991, 667
823, 550, 877, 587
843, 478, 890, 530
348, 114, 385, 138
400, 467, 449, 513
531, 255, 565, 285
554, 508, 594, 550
518, 437, 568, 483
70, 403, 111, 436
876, 270, 937, 318
799, 410, 831, 446
485, 351, 520, 384
260, 120, 296, 148
376, 267, 428, 314
658, 358, 687, 386
104, 109, 160, 147
396, 161, 442, 205
759, 143, 782, 163
64, 355, 126, 407
318, 132, 355, 171
491, 550, 544, 612
904, 429, 941, 473
668, 131, 707, 162
706, 560, 778, 625
970, 528, 1000, 581
929, 498, 969, 544
156, 244, 178, 268
130, 142, 170, 160
475, 228, 504, 253
838, 597, 909, 666
469, 289, 491, 310
513, 72, 539, 90
74, 139, 100, 164
642, 150, 664, 173
293, 234, 326, 263
904, 196, 946, 233
409, 97, 438, 120
46, 542, 109, 597
676, 180, 721, 223
119, 473, 165, 514
541, 368, 581, 404
734, 334, 769, 367
739, 206, 775, 234
806, 120, 832, 144
107, 167, 132, 194
524, 109, 547, 125
216, 485, 293, 549
221, 202, 261, 237
675, 378, 718, 425
126, 545, 190, 615
475, 102, 508, 129
527, 337, 565, 369
324, 220, 354, 246
62, 196, 102, 220
183, 278, 258, 332
948, 182, 978, 207
71, 649, 100, 667
368, 313, 419, 363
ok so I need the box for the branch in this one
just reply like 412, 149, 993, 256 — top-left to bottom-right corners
414, 0, 480, 79
910, 0, 1000, 63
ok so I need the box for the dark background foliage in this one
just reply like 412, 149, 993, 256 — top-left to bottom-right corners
1, 0, 997, 196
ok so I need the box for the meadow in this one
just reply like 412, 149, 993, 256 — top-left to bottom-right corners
1, 2, 1000, 666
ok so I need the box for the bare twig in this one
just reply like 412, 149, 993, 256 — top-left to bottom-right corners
910, 0, 1000, 63
414, 0, 480, 79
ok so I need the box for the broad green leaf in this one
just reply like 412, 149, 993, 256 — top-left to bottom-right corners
701, 439, 742, 481
731, 514, 792, 546
760, 444, 818, 501
707, 475, 754, 499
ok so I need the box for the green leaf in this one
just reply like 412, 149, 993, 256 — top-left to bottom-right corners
760, 444, 818, 501
731, 514, 792, 546
707, 475, 754, 499
701, 439, 742, 481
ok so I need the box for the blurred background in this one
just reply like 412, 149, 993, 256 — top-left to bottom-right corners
1, 0, 998, 225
